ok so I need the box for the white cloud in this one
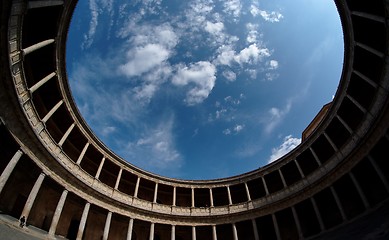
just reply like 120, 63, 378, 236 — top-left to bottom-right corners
268, 135, 301, 163
205, 21, 224, 34
82, 0, 114, 49
235, 43, 270, 65
222, 70, 237, 82
268, 60, 279, 70
123, 116, 182, 170
263, 101, 292, 134
172, 61, 217, 105
223, 0, 242, 19
223, 124, 245, 135
215, 43, 271, 67
246, 23, 261, 44
234, 124, 245, 133
119, 44, 170, 77
250, 5, 283, 22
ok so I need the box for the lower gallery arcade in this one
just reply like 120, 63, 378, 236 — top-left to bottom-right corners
1, 0, 389, 239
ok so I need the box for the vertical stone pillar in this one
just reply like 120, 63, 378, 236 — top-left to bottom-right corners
173, 187, 176, 206
58, 123, 75, 147
291, 206, 303, 239
21, 172, 45, 220
368, 155, 389, 192
209, 188, 214, 207
103, 212, 112, 240
262, 177, 269, 195
134, 177, 140, 198
191, 188, 195, 208
22, 39, 55, 56
0, 149, 23, 194
192, 226, 196, 240
330, 186, 346, 221
244, 183, 251, 201
232, 223, 238, 240
76, 142, 89, 165
29, 72, 56, 93
310, 198, 325, 231
272, 214, 281, 240
76, 202, 90, 240
27, 0, 64, 9
349, 172, 370, 209
42, 100, 63, 123
153, 183, 159, 203
294, 160, 305, 178
278, 169, 287, 187
227, 186, 232, 205
48, 189, 68, 235
149, 222, 155, 240
171, 225, 175, 240
95, 157, 105, 179
127, 218, 134, 240
115, 168, 123, 190
310, 148, 322, 166
251, 219, 259, 240
212, 225, 217, 240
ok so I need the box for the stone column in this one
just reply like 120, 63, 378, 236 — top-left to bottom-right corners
21, 172, 45, 220
310, 148, 322, 166
171, 225, 175, 240
115, 168, 123, 190
244, 183, 251, 201
22, 39, 55, 56
42, 100, 63, 123
173, 187, 176, 206
227, 186, 232, 205
76, 202, 90, 240
149, 223, 155, 240
291, 206, 303, 239
192, 226, 196, 240
153, 183, 159, 203
311, 198, 325, 231
251, 219, 259, 240
48, 189, 68, 235
29, 72, 56, 93
279, 169, 287, 187
272, 214, 281, 240
58, 123, 75, 147
232, 223, 238, 240
76, 142, 89, 165
95, 157, 105, 179
212, 225, 217, 240
209, 188, 214, 207
127, 218, 134, 240
330, 186, 346, 221
191, 188, 195, 208
294, 160, 305, 178
0, 149, 23, 194
27, 0, 64, 9
134, 177, 140, 198
349, 172, 370, 208
103, 212, 112, 240
368, 155, 389, 192
262, 177, 269, 195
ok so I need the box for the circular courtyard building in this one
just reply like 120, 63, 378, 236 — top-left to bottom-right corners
1, 0, 389, 239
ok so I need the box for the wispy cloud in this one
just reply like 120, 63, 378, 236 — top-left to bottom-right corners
268, 135, 301, 163
223, 0, 242, 20
250, 5, 283, 22
120, 115, 183, 171
263, 101, 292, 134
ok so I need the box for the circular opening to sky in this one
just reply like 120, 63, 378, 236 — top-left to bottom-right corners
67, 0, 343, 180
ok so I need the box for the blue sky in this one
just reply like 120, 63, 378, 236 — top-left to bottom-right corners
66, 0, 343, 180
